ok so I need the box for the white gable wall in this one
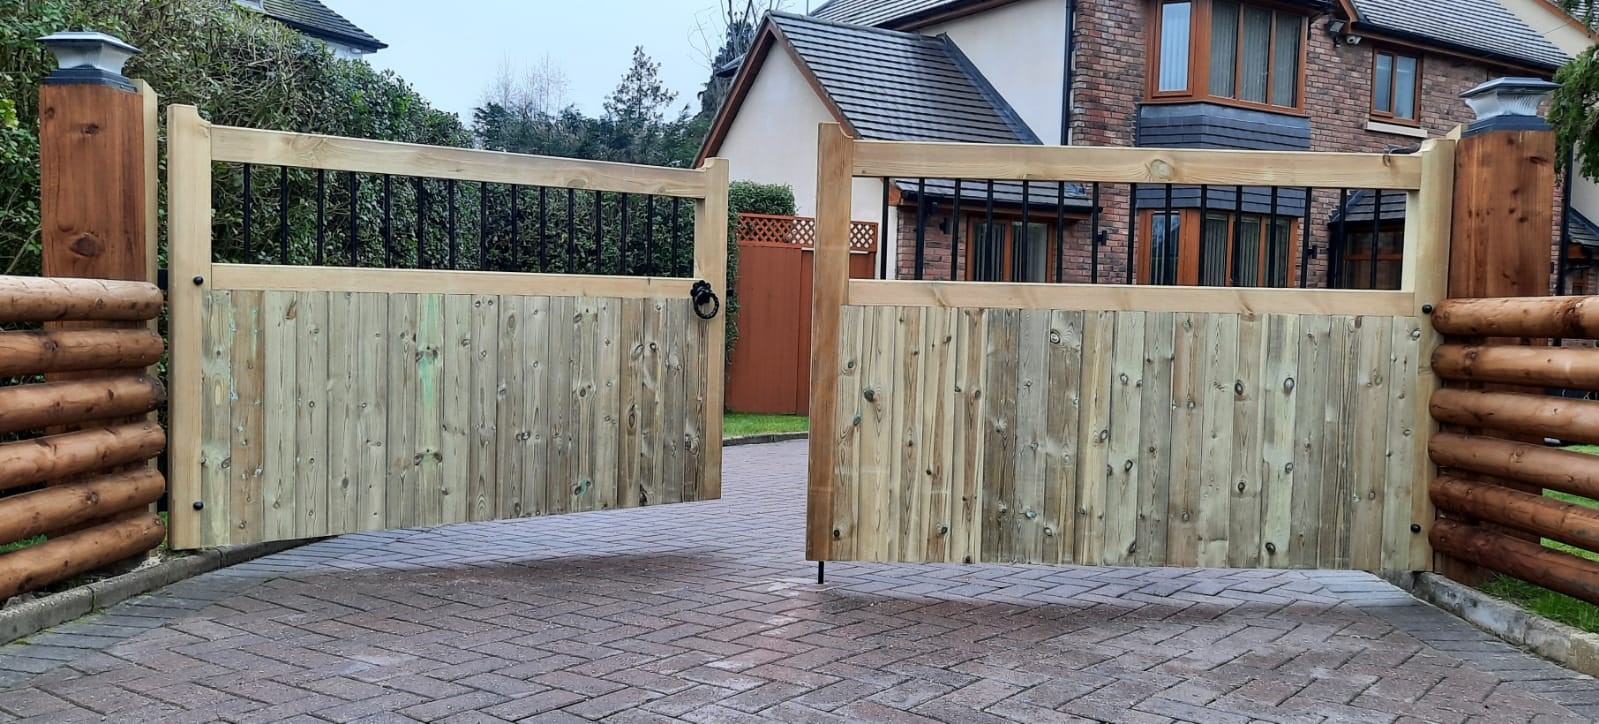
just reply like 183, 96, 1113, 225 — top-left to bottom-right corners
922, 0, 1069, 144
715, 48, 893, 267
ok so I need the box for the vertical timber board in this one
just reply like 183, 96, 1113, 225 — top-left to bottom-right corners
386, 294, 420, 530
1043, 310, 1084, 564
230, 290, 266, 545
1197, 313, 1238, 568
326, 293, 360, 533
262, 291, 298, 541
807, 125, 852, 562
660, 300, 688, 506
414, 295, 445, 527
597, 298, 624, 509
981, 309, 1019, 563
546, 296, 575, 515
1136, 312, 1176, 567
167, 106, 212, 550
199, 291, 234, 548
634, 299, 666, 508
1166, 313, 1205, 567
858, 306, 897, 561
1015, 310, 1050, 564
573, 297, 599, 513
355, 294, 389, 532
1104, 312, 1145, 566
893, 307, 926, 562
1350, 317, 1393, 571
831, 305, 866, 560
1384, 317, 1422, 572
617, 298, 644, 509
1228, 313, 1266, 569
951, 308, 987, 564
523, 295, 551, 518
1075, 311, 1114, 565
921, 308, 960, 562
495, 296, 525, 518
468, 296, 499, 522
1291, 315, 1332, 568
294, 292, 330, 539
681, 298, 706, 504
697, 159, 729, 502
442, 295, 473, 524
1259, 314, 1300, 567
1321, 316, 1357, 569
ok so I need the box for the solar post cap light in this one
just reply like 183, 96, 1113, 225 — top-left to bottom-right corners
37, 31, 141, 91
1461, 77, 1560, 135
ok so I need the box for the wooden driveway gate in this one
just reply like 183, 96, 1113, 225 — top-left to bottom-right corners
807, 125, 1455, 572
165, 106, 728, 550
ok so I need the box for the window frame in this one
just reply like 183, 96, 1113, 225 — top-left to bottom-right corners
962, 216, 1061, 283
1145, 0, 1311, 114
1339, 223, 1406, 290
1137, 208, 1301, 287
1370, 49, 1423, 125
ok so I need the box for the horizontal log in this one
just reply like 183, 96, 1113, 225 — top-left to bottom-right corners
1433, 344, 1599, 390
0, 328, 164, 377
0, 511, 164, 600
1430, 388, 1599, 445
1433, 297, 1599, 339
1431, 476, 1599, 553
0, 423, 165, 493
0, 375, 165, 436
1430, 432, 1599, 501
0, 469, 164, 547
1431, 519, 1599, 606
0, 276, 162, 323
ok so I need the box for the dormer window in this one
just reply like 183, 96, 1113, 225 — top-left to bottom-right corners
1148, 0, 1308, 112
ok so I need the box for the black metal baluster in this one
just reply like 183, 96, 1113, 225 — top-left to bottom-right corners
479, 182, 489, 271
1090, 183, 1101, 283
952, 179, 963, 282
278, 166, 289, 265
242, 164, 253, 262
567, 188, 577, 274
672, 197, 683, 276
914, 178, 927, 281
1162, 183, 1175, 285
1369, 189, 1381, 290
512, 186, 521, 272
539, 187, 550, 272
417, 178, 430, 269
1127, 183, 1138, 284
1019, 180, 1031, 282
620, 193, 631, 275
645, 195, 656, 276
382, 175, 394, 268
593, 190, 604, 274
1269, 185, 1280, 287
447, 179, 458, 270
1055, 181, 1065, 284
1198, 184, 1209, 286
880, 180, 891, 279
347, 172, 359, 266
1300, 187, 1312, 289
315, 170, 326, 266
1231, 184, 1245, 287
984, 180, 996, 280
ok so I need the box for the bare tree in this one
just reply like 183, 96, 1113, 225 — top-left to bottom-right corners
691, 0, 794, 118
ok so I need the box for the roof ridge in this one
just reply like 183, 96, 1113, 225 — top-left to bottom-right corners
769, 10, 945, 42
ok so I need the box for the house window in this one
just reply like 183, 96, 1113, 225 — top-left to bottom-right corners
968, 220, 1055, 282
1140, 209, 1298, 287
1149, 0, 1307, 111
1372, 50, 1421, 123
1340, 226, 1404, 290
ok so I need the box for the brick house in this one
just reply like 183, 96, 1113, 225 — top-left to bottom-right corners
697, 0, 1596, 289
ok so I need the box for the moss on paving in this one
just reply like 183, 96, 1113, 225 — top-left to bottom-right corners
724, 413, 808, 438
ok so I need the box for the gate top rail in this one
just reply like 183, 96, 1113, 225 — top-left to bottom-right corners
850, 139, 1425, 190
208, 124, 717, 199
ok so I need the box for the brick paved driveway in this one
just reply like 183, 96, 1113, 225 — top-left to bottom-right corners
1, 440, 1596, 723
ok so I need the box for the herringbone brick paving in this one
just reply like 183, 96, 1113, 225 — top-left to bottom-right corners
1, 440, 1595, 722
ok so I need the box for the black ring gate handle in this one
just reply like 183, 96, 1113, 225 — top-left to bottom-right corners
691, 280, 721, 320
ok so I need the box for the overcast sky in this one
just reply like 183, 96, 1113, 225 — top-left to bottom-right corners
332, 0, 809, 124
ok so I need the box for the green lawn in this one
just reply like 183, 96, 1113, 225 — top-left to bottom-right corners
1476, 471, 1599, 634
724, 413, 808, 438
0, 535, 43, 555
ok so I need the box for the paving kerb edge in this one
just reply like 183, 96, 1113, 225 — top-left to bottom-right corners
0, 434, 808, 645
1387, 570, 1599, 679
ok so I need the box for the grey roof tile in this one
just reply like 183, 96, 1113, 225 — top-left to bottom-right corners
1349, 0, 1569, 69
810, 0, 969, 27
771, 12, 1038, 144
261, 0, 385, 51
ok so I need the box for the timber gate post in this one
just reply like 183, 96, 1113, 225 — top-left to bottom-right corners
1438, 77, 1561, 581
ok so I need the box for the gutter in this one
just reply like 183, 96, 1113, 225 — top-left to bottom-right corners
1061, 0, 1075, 145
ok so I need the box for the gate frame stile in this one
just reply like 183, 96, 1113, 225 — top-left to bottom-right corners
807, 123, 854, 562
167, 105, 213, 552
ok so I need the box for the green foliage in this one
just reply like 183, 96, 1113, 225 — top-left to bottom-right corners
0, 0, 467, 275
1477, 457, 1599, 634
1552, 2, 1599, 178
724, 181, 796, 358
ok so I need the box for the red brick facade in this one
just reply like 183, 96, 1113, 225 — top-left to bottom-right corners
891, 0, 1563, 288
